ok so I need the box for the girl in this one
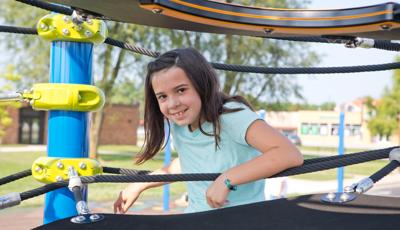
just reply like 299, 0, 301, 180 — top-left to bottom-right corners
114, 48, 303, 213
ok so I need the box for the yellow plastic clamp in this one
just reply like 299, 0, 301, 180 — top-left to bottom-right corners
37, 14, 108, 44
32, 157, 103, 184
22, 83, 105, 112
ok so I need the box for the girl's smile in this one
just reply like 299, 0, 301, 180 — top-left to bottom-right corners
152, 66, 202, 131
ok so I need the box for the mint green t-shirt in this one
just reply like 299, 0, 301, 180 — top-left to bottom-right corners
171, 101, 265, 213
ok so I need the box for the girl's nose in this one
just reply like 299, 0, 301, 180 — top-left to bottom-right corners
168, 96, 180, 108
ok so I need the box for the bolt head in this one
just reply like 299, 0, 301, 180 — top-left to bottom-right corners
79, 162, 87, 170
84, 30, 92, 38
56, 176, 63, 181
90, 214, 100, 221
35, 166, 42, 173
39, 23, 48, 31
62, 28, 70, 36
380, 24, 392, 31
57, 161, 64, 169
326, 192, 336, 200
152, 8, 163, 14
63, 16, 71, 23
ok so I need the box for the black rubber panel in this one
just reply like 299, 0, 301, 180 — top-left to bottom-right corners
42, 0, 400, 40
35, 194, 400, 230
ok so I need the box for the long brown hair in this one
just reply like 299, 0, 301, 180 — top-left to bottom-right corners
136, 48, 253, 164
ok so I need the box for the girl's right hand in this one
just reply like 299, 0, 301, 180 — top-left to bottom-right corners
113, 184, 144, 214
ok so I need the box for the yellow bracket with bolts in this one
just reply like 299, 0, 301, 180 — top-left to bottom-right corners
37, 14, 108, 44
22, 83, 105, 112
32, 157, 103, 184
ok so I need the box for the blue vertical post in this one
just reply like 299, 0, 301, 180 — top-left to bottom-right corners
44, 41, 93, 223
163, 125, 171, 211
337, 111, 345, 193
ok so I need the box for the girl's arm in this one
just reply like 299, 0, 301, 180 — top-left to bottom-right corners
206, 120, 303, 208
114, 157, 181, 213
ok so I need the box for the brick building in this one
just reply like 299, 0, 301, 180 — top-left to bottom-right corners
1, 103, 140, 145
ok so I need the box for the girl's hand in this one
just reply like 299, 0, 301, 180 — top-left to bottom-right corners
205, 175, 231, 208
113, 183, 144, 214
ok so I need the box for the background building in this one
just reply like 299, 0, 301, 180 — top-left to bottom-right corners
1, 103, 140, 145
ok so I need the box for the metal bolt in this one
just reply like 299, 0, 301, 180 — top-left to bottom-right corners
62, 28, 70, 36
79, 162, 87, 170
76, 215, 86, 222
57, 161, 64, 169
263, 28, 274, 34
35, 166, 42, 173
326, 192, 335, 201
39, 23, 48, 31
380, 24, 392, 31
63, 16, 71, 23
340, 193, 349, 202
152, 8, 163, 14
90, 214, 100, 221
87, 19, 93, 25
56, 176, 63, 181
84, 30, 92, 38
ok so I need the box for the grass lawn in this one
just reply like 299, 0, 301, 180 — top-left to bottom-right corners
0, 145, 390, 207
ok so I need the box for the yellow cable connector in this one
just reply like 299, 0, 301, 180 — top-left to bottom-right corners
32, 157, 103, 184
22, 83, 105, 112
37, 14, 108, 44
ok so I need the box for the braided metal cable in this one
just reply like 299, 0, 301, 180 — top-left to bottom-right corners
211, 62, 400, 74
104, 38, 160, 58
0, 169, 31, 186
102, 166, 151, 175
369, 160, 400, 183
2, 24, 400, 75
17, 147, 394, 201
0, 25, 37, 35
16, 0, 73, 15
303, 146, 397, 165
374, 40, 400, 52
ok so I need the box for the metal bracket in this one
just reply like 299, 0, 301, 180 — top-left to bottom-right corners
321, 192, 357, 204
71, 214, 104, 224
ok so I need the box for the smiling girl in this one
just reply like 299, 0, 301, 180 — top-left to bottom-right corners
114, 48, 303, 213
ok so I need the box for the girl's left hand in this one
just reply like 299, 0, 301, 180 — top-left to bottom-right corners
205, 175, 231, 208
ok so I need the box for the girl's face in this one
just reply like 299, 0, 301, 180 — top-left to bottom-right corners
152, 66, 202, 130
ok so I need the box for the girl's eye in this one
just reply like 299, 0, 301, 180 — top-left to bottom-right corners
177, 88, 186, 94
157, 95, 166, 100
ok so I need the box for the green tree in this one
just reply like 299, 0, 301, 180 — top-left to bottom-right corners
0, 65, 22, 143
367, 56, 400, 142
1, 0, 318, 158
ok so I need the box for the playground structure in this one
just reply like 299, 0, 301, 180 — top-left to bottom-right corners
0, 0, 400, 229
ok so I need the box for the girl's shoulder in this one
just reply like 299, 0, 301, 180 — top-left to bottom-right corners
223, 101, 250, 110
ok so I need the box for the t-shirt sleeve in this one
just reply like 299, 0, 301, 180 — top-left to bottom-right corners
221, 102, 262, 146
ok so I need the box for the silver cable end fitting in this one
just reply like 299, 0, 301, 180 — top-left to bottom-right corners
345, 37, 374, 49
0, 192, 21, 210
389, 148, 400, 163
68, 166, 82, 191
354, 177, 374, 194
76, 201, 91, 215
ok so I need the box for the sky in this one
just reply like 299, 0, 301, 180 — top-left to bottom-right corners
296, 0, 399, 105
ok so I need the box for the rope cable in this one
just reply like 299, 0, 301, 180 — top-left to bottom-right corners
17, 147, 395, 201
0, 169, 31, 186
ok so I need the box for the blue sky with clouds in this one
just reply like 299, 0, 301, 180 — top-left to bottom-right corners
296, 0, 399, 105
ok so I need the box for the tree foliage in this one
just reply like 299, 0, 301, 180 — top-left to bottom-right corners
367, 56, 400, 140
0, 65, 22, 142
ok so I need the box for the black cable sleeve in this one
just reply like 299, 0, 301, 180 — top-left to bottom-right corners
0, 25, 37, 35
0, 169, 31, 186
15, 0, 73, 15
369, 160, 400, 183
